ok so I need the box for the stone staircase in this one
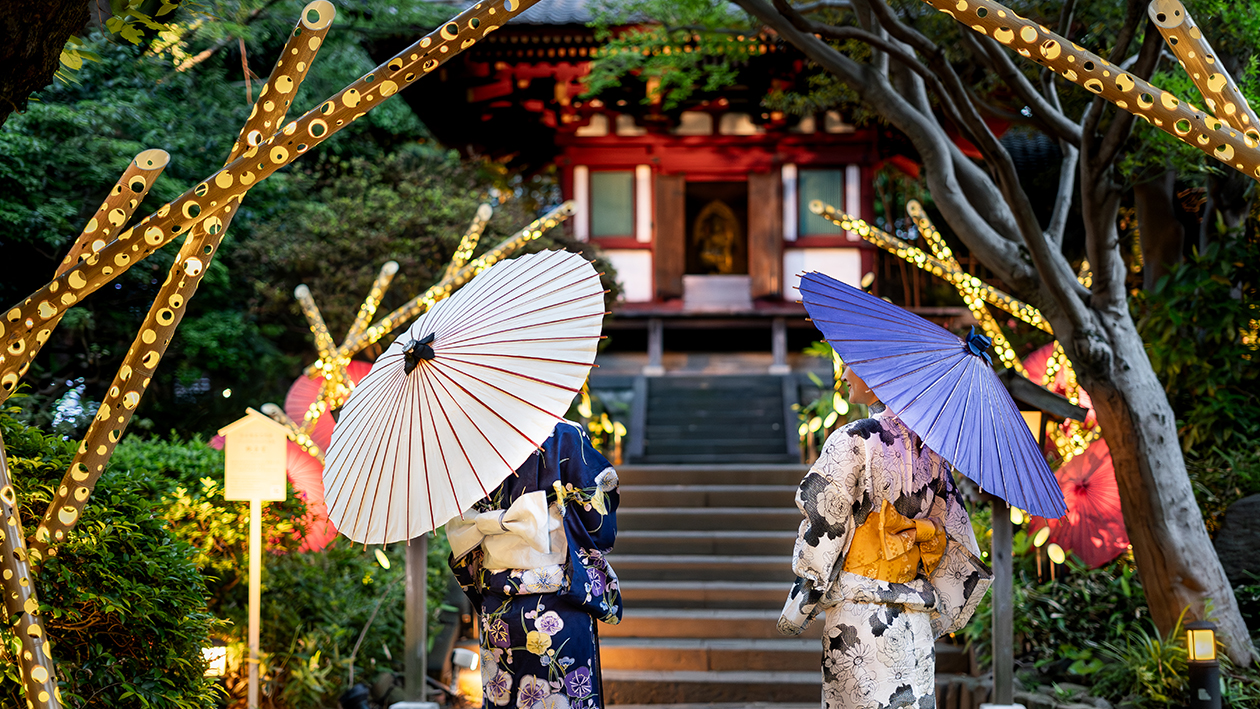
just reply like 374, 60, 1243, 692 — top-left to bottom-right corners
602, 464, 822, 704
601, 463, 973, 706
627, 376, 799, 465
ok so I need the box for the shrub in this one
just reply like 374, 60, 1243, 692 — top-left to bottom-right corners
0, 406, 220, 708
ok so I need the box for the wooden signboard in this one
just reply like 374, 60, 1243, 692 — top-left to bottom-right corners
219, 408, 289, 502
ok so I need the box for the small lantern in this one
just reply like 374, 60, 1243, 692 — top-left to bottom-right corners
202, 643, 228, 678
1185, 620, 1221, 709
1186, 621, 1217, 662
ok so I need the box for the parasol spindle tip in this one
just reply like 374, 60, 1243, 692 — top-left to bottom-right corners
964, 326, 993, 365
403, 332, 437, 374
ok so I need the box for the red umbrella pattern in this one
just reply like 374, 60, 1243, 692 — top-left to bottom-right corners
1028, 437, 1130, 568
284, 360, 374, 454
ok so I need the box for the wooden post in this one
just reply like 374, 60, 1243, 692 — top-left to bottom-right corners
405, 536, 429, 701
991, 499, 1014, 706
248, 500, 263, 708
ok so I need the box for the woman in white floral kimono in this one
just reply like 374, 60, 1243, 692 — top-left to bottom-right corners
779, 368, 992, 709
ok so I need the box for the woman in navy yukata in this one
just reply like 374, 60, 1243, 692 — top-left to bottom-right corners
447, 419, 621, 709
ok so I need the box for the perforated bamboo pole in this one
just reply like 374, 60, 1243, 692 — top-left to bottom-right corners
443, 203, 494, 281
304, 201, 577, 379
919, 0, 1260, 181
0, 436, 61, 709
1148, 0, 1260, 142
905, 200, 1027, 374
30, 3, 336, 556
810, 200, 1053, 333
0, 0, 547, 399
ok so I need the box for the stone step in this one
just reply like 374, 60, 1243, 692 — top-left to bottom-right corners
645, 423, 785, 439
602, 609, 821, 640
604, 669, 821, 704
615, 530, 796, 556
643, 439, 788, 455
645, 408, 785, 424
619, 485, 798, 509
607, 704, 815, 709
617, 465, 807, 487
631, 453, 801, 465
648, 376, 787, 391
619, 580, 789, 610
600, 637, 819, 672
617, 507, 802, 531
611, 555, 795, 582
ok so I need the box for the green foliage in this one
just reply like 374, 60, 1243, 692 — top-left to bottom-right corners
959, 553, 1150, 680
1135, 236, 1260, 473
1091, 611, 1190, 707
0, 406, 220, 708
587, 0, 755, 110
106, 432, 457, 708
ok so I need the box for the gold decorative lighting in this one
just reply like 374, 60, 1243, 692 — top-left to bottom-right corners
0, 0, 549, 704
919, 0, 1260, 181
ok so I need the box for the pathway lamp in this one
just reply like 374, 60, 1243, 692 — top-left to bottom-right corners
1185, 620, 1221, 709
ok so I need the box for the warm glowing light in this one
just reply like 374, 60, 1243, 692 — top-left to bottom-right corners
222, 388, 232, 398
1046, 543, 1066, 564
374, 549, 391, 569
1186, 622, 1217, 662
1033, 526, 1051, 547
1010, 507, 1025, 525
203, 646, 228, 677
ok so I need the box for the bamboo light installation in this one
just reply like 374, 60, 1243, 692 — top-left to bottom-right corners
905, 200, 1027, 374
0, 0, 549, 704
810, 200, 1103, 462
809, 200, 1052, 333
303, 200, 577, 380
31, 3, 337, 559
0, 0, 545, 401
1148, 0, 1260, 143
918, 0, 1260, 182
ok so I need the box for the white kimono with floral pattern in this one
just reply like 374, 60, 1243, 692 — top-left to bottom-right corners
779, 407, 992, 709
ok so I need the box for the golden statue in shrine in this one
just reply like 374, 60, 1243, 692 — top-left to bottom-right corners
693, 199, 740, 274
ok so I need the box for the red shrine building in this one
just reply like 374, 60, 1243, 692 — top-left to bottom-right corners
379, 0, 964, 463
383, 0, 896, 367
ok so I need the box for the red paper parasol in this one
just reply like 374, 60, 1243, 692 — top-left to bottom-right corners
1029, 438, 1129, 568
285, 440, 339, 551
284, 360, 374, 453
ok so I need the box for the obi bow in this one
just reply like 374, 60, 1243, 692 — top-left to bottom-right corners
446, 490, 566, 569
842, 499, 947, 584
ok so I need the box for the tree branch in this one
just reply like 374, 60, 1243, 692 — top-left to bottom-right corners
964, 31, 1082, 146
1096, 19, 1163, 170
1047, 140, 1079, 250
732, 0, 1044, 301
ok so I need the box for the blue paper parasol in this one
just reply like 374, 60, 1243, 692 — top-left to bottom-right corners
799, 271, 1067, 519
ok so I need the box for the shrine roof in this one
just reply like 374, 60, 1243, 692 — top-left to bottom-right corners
433, 0, 597, 25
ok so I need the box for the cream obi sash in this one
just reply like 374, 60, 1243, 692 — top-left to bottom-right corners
446, 490, 568, 571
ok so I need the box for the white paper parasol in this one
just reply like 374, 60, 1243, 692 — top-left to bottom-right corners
322, 249, 605, 544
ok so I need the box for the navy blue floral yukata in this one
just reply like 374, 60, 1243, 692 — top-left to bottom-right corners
449, 421, 621, 709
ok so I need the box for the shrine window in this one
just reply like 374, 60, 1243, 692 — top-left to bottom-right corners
798, 168, 846, 237
590, 170, 635, 238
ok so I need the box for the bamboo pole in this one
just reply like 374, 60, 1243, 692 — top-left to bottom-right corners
905, 200, 1028, 374
443, 203, 494, 281
0, 435, 61, 709
0, 0, 548, 397
31, 2, 337, 556
303, 201, 577, 379
809, 200, 1053, 333
1148, 0, 1260, 142
918, 0, 1260, 181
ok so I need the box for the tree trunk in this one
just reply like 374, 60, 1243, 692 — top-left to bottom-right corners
1074, 169, 1255, 665
1132, 170, 1183, 291
0, 1, 91, 127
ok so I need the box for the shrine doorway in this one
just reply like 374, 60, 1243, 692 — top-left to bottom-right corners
685, 181, 748, 275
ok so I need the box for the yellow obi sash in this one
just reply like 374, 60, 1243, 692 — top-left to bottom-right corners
842, 499, 947, 584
